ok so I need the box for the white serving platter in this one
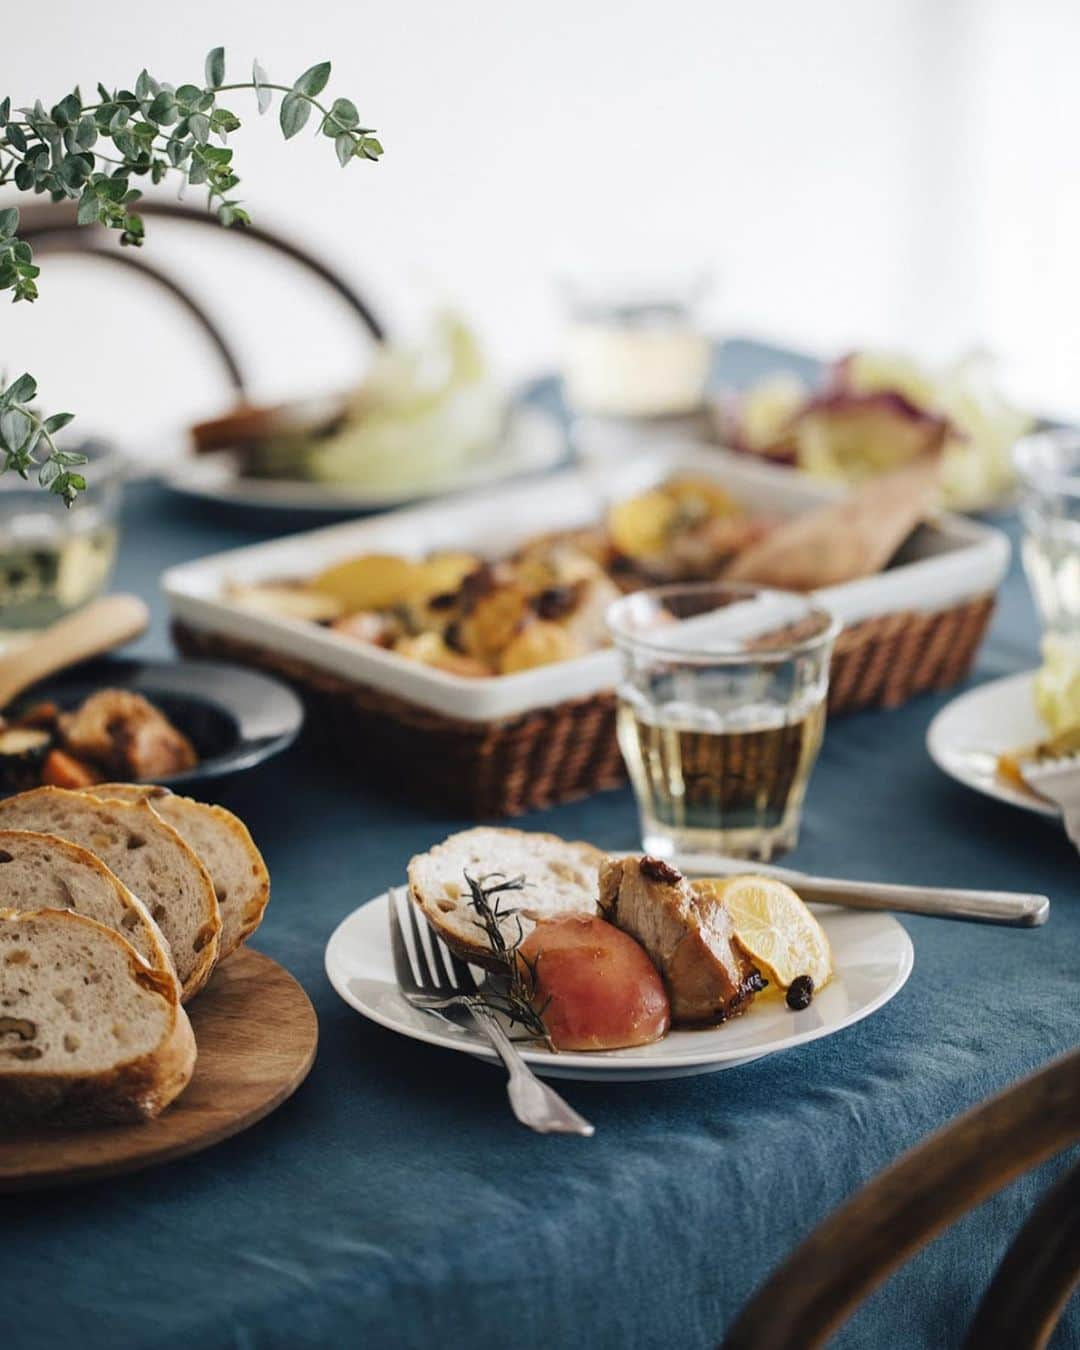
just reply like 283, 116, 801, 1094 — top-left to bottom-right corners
325, 890, 914, 1081
161, 404, 567, 513
162, 445, 1011, 724
927, 670, 1059, 819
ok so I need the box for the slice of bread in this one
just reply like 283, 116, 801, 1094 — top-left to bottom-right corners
0, 829, 175, 983
80, 786, 270, 958
0, 788, 220, 1002
0, 907, 196, 1125
407, 827, 603, 964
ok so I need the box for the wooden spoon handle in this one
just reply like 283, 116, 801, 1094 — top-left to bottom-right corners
0, 594, 150, 710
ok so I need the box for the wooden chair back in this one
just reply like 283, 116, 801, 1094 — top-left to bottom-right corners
13, 199, 385, 398
722, 1047, 1080, 1349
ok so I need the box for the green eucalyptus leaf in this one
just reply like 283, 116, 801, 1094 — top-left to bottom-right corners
335, 133, 355, 167
43, 411, 74, 434
359, 136, 383, 160
189, 113, 210, 145
147, 91, 178, 126
76, 189, 99, 224
293, 62, 330, 97
0, 98, 10, 126
75, 115, 97, 149
327, 97, 358, 130
6, 123, 26, 152
205, 47, 226, 89
210, 108, 241, 135
135, 70, 158, 101
4, 373, 37, 404
38, 457, 60, 487
0, 408, 30, 452
13, 164, 33, 191
175, 84, 202, 108
279, 91, 310, 140
253, 60, 271, 114
0, 206, 19, 237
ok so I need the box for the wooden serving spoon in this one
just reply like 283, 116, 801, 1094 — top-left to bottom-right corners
0, 593, 150, 710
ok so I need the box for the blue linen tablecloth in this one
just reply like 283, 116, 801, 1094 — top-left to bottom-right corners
7, 341, 1079, 1350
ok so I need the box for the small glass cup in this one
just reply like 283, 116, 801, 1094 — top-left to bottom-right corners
559, 267, 714, 461
1013, 429, 1080, 639
0, 439, 124, 649
607, 582, 839, 865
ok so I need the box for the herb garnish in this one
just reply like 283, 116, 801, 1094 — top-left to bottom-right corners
463, 871, 552, 1045
0, 48, 382, 502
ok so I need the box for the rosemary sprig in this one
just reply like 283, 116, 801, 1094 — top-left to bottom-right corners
463, 871, 552, 1045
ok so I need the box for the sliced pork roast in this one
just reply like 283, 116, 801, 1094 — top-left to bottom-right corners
598, 855, 765, 1024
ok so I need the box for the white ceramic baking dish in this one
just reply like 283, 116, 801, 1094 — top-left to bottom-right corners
162, 445, 1011, 724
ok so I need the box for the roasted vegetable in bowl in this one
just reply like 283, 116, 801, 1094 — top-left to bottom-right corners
224, 458, 941, 681
0, 690, 198, 792
720, 348, 1032, 511
224, 474, 763, 677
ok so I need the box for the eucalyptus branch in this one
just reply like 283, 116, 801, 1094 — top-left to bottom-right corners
0, 47, 382, 500
0, 372, 83, 504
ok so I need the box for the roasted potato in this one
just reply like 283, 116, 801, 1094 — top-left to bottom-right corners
393, 632, 491, 678
226, 582, 345, 623
311, 554, 420, 611
607, 488, 678, 560
406, 552, 482, 602
498, 620, 580, 673
458, 582, 531, 662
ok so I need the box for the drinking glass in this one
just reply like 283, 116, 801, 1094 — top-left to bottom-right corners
559, 267, 714, 461
0, 440, 123, 649
607, 582, 839, 865
1014, 429, 1080, 638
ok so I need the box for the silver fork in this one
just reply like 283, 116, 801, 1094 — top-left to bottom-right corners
388, 888, 594, 1137
1022, 753, 1080, 853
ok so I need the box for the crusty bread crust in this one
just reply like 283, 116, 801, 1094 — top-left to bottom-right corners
80, 786, 270, 958
0, 788, 220, 1002
0, 908, 196, 1126
0, 828, 176, 985
407, 827, 604, 966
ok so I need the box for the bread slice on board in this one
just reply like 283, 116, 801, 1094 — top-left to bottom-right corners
407, 827, 604, 965
79, 786, 270, 959
0, 829, 175, 983
0, 907, 196, 1125
0, 788, 220, 1002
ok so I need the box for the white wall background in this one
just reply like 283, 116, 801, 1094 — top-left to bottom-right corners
1, 0, 1078, 453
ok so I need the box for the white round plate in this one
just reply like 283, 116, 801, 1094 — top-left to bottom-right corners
162, 404, 566, 512
927, 671, 1058, 819
324, 893, 914, 1081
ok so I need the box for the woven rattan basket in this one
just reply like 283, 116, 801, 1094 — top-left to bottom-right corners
174, 592, 994, 817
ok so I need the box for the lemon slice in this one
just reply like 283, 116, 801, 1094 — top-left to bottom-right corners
695, 875, 832, 991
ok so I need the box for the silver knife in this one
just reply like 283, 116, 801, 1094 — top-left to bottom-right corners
678, 855, 1049, 927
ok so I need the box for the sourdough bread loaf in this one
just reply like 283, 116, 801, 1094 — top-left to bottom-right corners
407, 826, 603, 964
0, 788, 220, 1001
0, 829, 174, 982
80, 786, 270, 958
0, 907, 196, 1125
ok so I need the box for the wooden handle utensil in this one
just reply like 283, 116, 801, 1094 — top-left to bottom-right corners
0, 594, 150, 709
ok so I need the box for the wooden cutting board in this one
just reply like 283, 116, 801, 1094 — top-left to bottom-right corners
0, 946, 317, 1192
